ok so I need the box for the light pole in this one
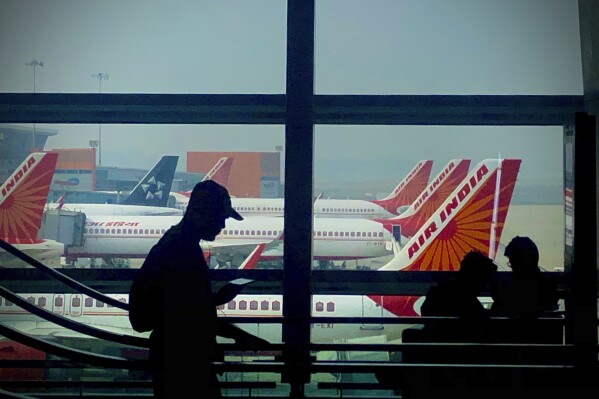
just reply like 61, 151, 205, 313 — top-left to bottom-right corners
92, 73, 109, 166
26, 59, 44, 151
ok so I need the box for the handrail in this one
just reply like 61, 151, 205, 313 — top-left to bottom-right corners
0, 239, 128, 310
0, 284, 149, 348
0, 323, 147, 370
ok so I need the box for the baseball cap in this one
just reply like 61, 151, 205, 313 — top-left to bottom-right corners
187, 180, 243, 221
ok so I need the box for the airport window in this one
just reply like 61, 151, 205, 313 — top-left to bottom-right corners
261, 300, 269, 310
72, 297, 81, 307
227, 301, 236, 310
239, 301, 247, 310
85, 298, 93, 307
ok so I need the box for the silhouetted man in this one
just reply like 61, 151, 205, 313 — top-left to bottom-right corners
129, 180, 268, 398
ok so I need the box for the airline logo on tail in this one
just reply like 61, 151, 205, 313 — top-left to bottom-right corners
371, 160, 433, 214
0, 152, 59, 244
381, 159, 521, 272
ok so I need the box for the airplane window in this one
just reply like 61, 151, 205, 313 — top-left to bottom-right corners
234, 230, 239, 235
261, 300, 269, 310
239, 301, 247, 310
250, 300, 258, 310
351, 232, 355, 237
55, 297, 63, 307
334, 232, 339, 237
251, 230, 256, 235
111, 229, 116, 234
240, 230, 245, 235
128, 229, 132, 234
272, 301, 281, 311
117, 229, 121, 234
227, 301, 236, 310
5, 300, 12, 306
85, 298, 93, 307
72, 297, 81, 307
222, 230, 227, 235
84, 228, 88, 233
378, 232, 383, 237
327, 302, 335, 312
367, 232, 372, 237
145, 229, 149, 234
216, 304, 225, 310
315, 301, 324, 312
119, 298, 127, 303
134, 229, 138, 234
150, 229, 155, 234
37, 297, 46, 307
257, 231, 261, 235
27, 296, 35, 304
95, 229, 99, 234
96, 300, 104, 308
100, 229, 105, 234
345, 232, 349, 237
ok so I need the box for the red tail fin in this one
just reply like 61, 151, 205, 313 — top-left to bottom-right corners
370, 160, 433, 214
238, 243, 266, 270
203, 157, 234, 188
0, 152, 59, 244
372, 159, 521, 317
375, 159, 471, 238
381, 159, 521, 272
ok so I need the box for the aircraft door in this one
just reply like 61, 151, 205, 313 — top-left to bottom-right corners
392, 225, 401, 242
360, 296, 384, 331
69, 294, 83, 317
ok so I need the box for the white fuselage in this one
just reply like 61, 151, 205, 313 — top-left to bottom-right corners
174, 197, 396, 219
46, 203, 183, 217
0, 292, 415, 344
65, 215, 393, 261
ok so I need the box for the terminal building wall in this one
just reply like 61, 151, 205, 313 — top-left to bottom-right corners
187, 151, 281, 198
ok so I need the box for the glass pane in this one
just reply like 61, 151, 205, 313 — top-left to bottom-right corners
315, 0, 582, 95
0, 1, 286, 94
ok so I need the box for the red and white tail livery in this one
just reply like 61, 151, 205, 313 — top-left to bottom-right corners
370, 159, 433, 215
374, 159, 471, 238
174, 157, 235, 210
0, 152, 65, 266
369, 158, 521, 316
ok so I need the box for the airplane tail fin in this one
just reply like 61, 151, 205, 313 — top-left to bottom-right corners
380, 158, 521, 272
370, 160, 433, 215
202, 157, 234, 188
0, 152, 59, 244
121, 155, 178, 207
238, 243, 266, 270
374, 159, 471, 238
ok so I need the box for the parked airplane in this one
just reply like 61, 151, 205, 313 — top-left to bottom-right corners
65, 213, 396, 262
0, 159, 521, 345
45, 155, 182, 217
0, 152, 65, 267
208, 159, 434, 219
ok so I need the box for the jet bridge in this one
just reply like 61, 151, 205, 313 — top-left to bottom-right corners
39, 209, 86, 247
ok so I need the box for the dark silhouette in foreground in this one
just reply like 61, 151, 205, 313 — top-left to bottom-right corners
129, 180, 268, 399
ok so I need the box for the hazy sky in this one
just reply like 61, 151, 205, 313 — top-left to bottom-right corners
0, 0, 583, 184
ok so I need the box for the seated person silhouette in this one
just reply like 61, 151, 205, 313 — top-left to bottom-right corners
418, 250, 497, 343
491, 236, 560, 343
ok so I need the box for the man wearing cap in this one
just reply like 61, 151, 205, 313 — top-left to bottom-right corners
129, 180, 267, 399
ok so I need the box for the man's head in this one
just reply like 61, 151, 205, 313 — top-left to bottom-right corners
458, 250, 498, 291
504, 236, 539, 274
184, 180, 243, 241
